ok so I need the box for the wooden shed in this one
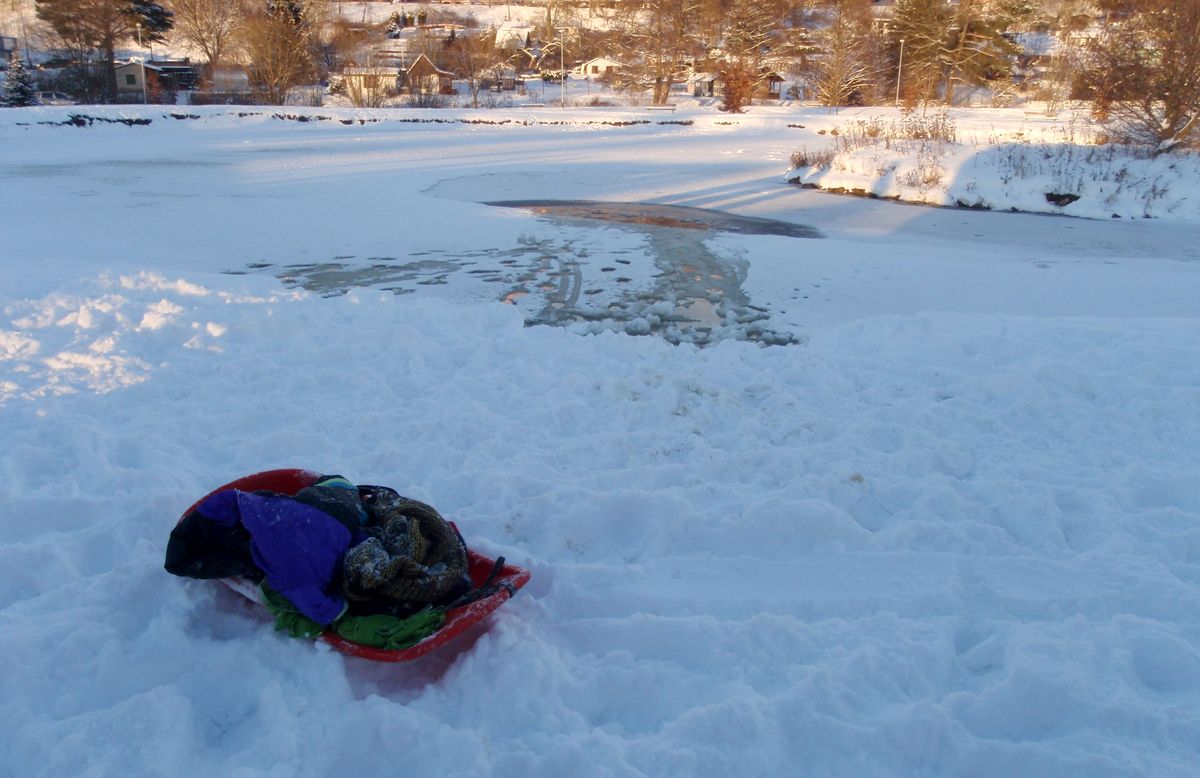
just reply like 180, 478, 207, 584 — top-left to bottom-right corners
403, 53, 455, 96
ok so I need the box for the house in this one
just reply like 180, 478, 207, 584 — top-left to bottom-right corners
186, 65, 253, 104
209, 66, 250, 94
1005, 30, 1063, 86
756, 70, 785, 100
418, 23, 465, 41
114, 60, 164, 101
575, 57, 622, 80
494, 23, 533, 50
114, 59, 198, 102
153, 60, 199, 90
402, 53, 454, 96
374, 48, 409, 65
692, 68, 784, 100
482, 65, 523, 93
870, 0, 897, 35
340, 66, 401, 95
691, 71, 718, 97
1, 36, 16, 68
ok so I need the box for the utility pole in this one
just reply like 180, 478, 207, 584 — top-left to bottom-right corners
137, 24, 148, 103
556, 27, 569, 108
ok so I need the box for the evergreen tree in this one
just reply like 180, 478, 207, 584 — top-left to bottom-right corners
128, 0, 174, 43
889, 0, 951, 102
386, 12, 403, 38
940, 0, 1021, 104
814, 0, 876, 106
3, 55, 39, 107
890, 0, 1022, 104
447, 30, 501, 108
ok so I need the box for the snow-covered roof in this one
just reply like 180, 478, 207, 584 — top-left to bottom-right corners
495, 23, 533, 49
115, 59, 164, 73
340, 66, 402, 76
579, 57, 622, 67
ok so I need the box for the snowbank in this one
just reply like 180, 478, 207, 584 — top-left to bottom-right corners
785, 109, 1200, 223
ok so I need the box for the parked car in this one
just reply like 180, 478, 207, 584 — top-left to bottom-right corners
37, 91, 74, 105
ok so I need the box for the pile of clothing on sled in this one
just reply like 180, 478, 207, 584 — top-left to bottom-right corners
165, 475, 504, 651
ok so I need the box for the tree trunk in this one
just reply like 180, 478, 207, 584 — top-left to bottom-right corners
102, 38, 118, 101
653, 76, 666, 104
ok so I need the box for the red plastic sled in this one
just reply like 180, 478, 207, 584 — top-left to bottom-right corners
181, 468, 530, 662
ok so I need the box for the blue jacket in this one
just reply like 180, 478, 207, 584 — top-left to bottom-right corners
197, 489, 352, 625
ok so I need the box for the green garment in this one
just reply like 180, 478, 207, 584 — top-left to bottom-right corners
261, 583, 326, 638
335, 610, 445, 651
260, 582, 445, 650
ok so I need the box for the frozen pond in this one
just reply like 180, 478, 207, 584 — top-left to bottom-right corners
237, 201, 822, 347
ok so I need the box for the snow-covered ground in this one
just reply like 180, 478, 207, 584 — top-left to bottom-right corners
1, 104, 1198, 777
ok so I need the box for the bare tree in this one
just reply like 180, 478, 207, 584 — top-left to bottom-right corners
770, 12, 823, 89
447, 30, 501, 108
1, 0, 42, 64
614, 0, 701, 105
32, 21, 111, 102
169, 0, 243, 86
240, 1, 314, 104
317, 18, 378, 77
1022, 1, 1093, 108
1086, 0, 1200, 152
539, 0, 579, 42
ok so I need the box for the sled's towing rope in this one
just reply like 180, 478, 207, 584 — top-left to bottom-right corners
485, 557, 519, 598
447, 556, 516, 610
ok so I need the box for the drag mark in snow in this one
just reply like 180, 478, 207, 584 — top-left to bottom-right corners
246, 202, 820, 346
485, 201, 819, 346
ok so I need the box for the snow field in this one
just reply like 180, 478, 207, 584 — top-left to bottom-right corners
1, 104, 1199, 777
2, 267, 1198, 775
